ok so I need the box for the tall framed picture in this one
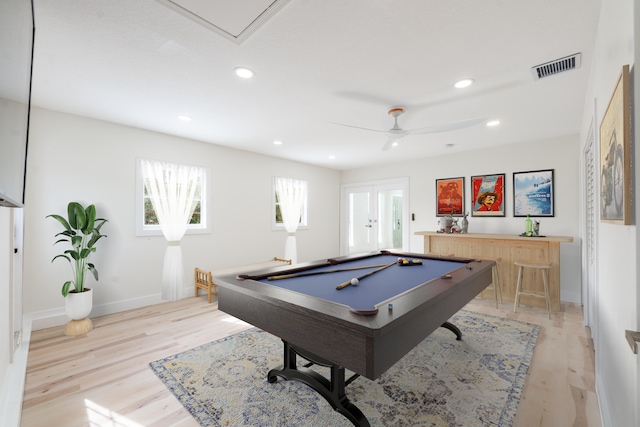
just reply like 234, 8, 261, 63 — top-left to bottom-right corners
600, 65, 631, 224
436, 177, 464, 217
471, 173, 505, 217
513, 169, 554, 217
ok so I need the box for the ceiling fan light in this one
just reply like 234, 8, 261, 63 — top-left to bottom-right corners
454, 78, 474, 89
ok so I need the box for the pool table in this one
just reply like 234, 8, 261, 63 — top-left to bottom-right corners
216, 250, 494, 426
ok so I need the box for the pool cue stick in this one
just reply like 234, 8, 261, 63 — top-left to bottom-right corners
267, 264, 390, 280
336, 262, 395, 290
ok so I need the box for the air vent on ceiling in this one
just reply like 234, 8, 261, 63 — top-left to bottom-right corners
531, 53, 582, 80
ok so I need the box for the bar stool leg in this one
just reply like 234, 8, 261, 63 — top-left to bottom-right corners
542, 268, 551, 319
494, 264, 503, 304
491, 265, 502, 308
513, 265, 524, 312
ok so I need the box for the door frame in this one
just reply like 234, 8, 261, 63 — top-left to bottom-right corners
340, 177, 409, 255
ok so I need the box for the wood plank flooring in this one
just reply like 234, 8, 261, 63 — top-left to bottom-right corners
21, 296, 601, 426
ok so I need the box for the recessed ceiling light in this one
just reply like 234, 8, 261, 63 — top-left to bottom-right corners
454, 78, 474, 89
177, 115, 192, 121
234, 67, 254, 78
328, 155, 335, 159
273, 140, 283, 145
486, 120, 500, 127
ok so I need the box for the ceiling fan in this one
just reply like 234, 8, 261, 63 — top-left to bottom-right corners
331, 106, 486, 151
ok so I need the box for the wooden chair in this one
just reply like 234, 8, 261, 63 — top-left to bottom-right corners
194, 268, 216, 303
195, 257, 292, 303
513, 260, 552, 319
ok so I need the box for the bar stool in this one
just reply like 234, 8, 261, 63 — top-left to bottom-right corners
482, 257, 503, 308
513, 260, 552, 319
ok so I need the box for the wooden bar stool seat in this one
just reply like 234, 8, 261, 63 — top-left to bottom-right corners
482, 256, 503, 308
513, 260, 552, 319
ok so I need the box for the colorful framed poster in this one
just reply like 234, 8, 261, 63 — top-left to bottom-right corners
600, 64, 631, 224
471, 173, 505, 217
436, 177, 464, 217
513, 169, 554, 217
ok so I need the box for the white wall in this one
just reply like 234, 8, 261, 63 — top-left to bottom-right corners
22, 108, 341, 324
579, 0, 638, 426
341, 134, 582, 303
0, 208, 11, 409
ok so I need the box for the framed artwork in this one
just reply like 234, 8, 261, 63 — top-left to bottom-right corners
513, 169, 554, 217
436, 177, 464, 217
471, 173, 505, 217
599, 64, 631, 224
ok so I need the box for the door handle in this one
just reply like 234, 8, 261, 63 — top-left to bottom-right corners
625, 330, 640, 354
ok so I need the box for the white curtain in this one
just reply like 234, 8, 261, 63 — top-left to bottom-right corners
141, 159, 200, 300
275, 177, 307, 264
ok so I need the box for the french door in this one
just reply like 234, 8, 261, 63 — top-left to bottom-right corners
340, 178, 409, 255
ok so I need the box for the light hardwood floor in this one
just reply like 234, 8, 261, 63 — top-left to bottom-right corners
21, 296, 601, 426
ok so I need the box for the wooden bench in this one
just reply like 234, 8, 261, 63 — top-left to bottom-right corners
195, 257, 292, 303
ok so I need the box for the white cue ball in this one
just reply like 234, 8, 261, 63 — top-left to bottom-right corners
350, 278, 359, 286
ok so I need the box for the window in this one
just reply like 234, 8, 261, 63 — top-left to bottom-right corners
273, 177, 308, 229
135, 159, 210, 236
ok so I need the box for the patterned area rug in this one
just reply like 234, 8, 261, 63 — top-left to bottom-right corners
150, 310, 539, 426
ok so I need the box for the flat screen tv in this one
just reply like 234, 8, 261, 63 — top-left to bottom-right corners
0, 0, 34, 208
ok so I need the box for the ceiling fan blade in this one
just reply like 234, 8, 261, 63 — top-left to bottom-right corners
406, 117, 487, 135
382, 135, 404, 151
328, 121, 388, 133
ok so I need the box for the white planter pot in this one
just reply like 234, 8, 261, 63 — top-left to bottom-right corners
65, 288, 93, 320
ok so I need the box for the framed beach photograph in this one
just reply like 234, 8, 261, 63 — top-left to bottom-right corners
471, 173, 505, 217
513, 169, 554, 217
436, 177, 464, 217
599, 65, 631, 224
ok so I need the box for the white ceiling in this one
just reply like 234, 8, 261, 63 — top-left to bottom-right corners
31, 0, 601, 170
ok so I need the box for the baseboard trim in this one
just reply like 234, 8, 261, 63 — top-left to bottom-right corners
28, 293, 167, 330
560, 289, 581, 305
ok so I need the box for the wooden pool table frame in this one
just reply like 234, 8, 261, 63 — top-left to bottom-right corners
216, 250, 494, 426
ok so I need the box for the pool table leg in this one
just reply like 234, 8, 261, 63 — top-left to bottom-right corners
440, 321, 462, 340
267, 340, 370, 427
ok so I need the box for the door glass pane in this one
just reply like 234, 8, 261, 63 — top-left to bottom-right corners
348, 191, 371, 254
377, 189, 403, 250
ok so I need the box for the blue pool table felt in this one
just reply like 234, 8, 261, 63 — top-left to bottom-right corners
258, 255, 466, 312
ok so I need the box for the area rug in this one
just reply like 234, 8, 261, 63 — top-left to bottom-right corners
149, 310, 539, 426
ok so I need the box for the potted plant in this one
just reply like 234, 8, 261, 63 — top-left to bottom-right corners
48, 202, 107, 334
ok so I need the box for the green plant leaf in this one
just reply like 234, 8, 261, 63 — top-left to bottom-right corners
67, 202, 79, 229
71, 235, 82, 248
66, 250, 80, 261
79, 248, 91, 259
88, 263, 99, 281
51, 254, 71, 264
46, 214, 72, 232
84, 204, 96, 233
61, 281, 72, 297
88, 231, 105, 248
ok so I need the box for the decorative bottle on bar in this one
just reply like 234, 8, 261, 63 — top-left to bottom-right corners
524, 214, 532, 236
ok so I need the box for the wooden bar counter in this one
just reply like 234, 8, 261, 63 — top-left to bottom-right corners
414, 232, 574, 311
